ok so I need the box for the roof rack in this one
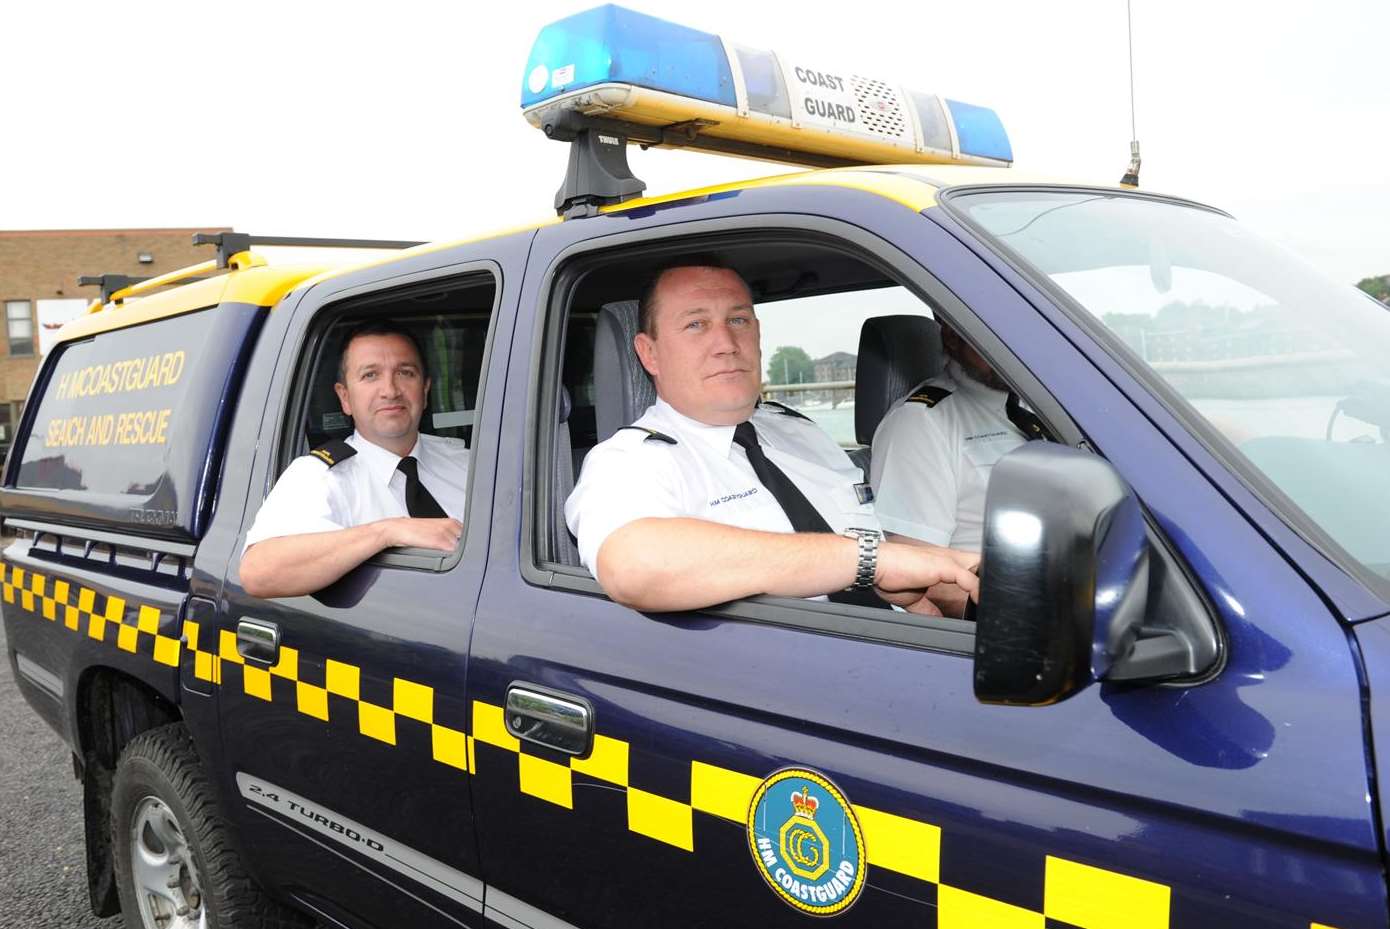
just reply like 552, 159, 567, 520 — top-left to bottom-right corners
78, 274, 152, 304
191, 231, 426, 269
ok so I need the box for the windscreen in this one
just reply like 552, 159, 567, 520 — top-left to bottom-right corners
953, 190, 1390, 587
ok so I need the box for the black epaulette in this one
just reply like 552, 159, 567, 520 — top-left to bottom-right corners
616, 426, 678, 445
905, 385, 954, 408
759, 400, 812, 421
309, 440, 358, 468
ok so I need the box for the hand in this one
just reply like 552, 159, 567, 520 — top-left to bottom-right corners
873, 542, 980, 614
380, 517, 463, 551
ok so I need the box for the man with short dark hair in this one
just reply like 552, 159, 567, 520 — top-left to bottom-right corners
565, 263, 979, 614
240, 320, 467, 598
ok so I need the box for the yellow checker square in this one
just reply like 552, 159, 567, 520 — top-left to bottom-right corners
137, 604, 160, 634
3, 585, 13, 604
628, 788, 694, 852
431, 725, 469, 771
855, 804, 942, 884
325, 660, 360, 700
939, 885, 1045, 929
1044, 855, 1170, 929
153, 635, 181, 667
358, 701, 397, 745
519, 753, 574, 809
182, 621, 201, 652
194, 650, 215, 682
12, 567, 24, 586
42, 597, 57, 621
243, 665, 273, 702
78, 587, 95, 613
571, 734, 629, 786
393, 678, 434, 724
30, 573, 46, 595
467, 735, 477, 773
690, 761, 758, 822
270, 646, 298, 680
296, 682, 329, 721
117, 623, 141, 653
104, 595, 125, 623
21, 591, 34, 612
471, 701, 520, 752
65, 605, 81, 630
218, 629, 244, 665
88, 613, 108, 641
53, 579, 70, 605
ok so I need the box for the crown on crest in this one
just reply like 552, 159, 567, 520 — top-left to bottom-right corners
790, 786, 819, 819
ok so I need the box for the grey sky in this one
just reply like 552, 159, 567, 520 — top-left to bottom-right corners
5, 0, 1387, 286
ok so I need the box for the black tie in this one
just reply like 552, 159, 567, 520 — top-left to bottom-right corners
732, 422, 884, 609
1006, 392, 1047, 441
396, 456, 447, 518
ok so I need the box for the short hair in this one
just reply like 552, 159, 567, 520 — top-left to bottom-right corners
637, 253, 735, 336
336, 319, 429, 382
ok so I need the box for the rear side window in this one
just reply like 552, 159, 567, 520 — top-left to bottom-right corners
9, 303, 264, 538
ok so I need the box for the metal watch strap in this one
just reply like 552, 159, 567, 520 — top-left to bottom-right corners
844, 529, 880, 590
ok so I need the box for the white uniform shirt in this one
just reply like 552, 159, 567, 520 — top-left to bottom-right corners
244, 431, 470, 550
870, 362, 1025, 551
565, 398, 880, 572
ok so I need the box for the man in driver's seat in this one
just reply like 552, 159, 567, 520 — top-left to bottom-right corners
240, 320, 468, 599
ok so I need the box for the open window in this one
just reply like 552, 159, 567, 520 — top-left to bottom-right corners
265, 271, 498, 570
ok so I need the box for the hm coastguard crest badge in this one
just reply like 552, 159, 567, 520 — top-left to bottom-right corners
746, 768, 866, 916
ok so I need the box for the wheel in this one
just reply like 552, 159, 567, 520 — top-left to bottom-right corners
111, 722, 310, 929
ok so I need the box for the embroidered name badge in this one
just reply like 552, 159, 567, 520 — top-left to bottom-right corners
746, 767, 866, 916
710, 487, 759, 507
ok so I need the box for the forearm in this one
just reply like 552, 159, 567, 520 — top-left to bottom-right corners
241, 523, 391, 598
595, 518, 858, 611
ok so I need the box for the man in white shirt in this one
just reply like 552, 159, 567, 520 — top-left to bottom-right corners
240, 321, 467, 598
870, 323, 1030, 614
565, 262, 979, 614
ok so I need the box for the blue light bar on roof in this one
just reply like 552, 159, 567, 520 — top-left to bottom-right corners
522, 4, 1012, 169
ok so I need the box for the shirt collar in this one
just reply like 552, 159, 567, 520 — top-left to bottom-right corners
651, 397, 737, 458
346, 431, 424, 486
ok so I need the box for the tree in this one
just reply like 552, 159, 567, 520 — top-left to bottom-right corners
767, 346, 814, 385
1356, 274, 1390, 303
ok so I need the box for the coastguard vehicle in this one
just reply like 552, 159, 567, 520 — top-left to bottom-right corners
4, 5, 1389, 928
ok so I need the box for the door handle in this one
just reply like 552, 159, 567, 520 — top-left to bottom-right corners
236, 619, 280, 665
505, 685, 593, 756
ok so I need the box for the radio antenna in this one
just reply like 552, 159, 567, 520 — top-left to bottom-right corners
1120, 0, 1142, 186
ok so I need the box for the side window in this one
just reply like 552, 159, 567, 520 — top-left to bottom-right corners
6, 300, 34, 356
267, 273, 497, 561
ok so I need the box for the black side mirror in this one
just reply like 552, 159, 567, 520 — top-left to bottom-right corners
972, 443, 1150, 706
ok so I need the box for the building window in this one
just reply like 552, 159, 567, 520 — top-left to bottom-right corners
6, 301, 33, 356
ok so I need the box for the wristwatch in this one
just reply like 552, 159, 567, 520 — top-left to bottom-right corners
842, 528, 881, 590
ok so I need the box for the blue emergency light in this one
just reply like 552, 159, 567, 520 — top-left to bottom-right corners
521, 4, 1013, 170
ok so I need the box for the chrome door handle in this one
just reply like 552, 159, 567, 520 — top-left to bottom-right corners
236, 619, 279, 665
504, 685, 593, 756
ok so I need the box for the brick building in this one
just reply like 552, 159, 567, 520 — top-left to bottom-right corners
0, 228, 224, 459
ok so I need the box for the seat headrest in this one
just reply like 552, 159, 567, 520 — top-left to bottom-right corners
855, 315, 944, 444
594, 300, 658, 443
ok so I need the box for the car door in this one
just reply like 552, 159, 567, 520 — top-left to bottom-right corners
194, 233, 532, 929
465, 187, 1384, 929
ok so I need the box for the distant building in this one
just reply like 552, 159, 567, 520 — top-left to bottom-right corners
0, 228, 225, 460
813, 351, 856, 383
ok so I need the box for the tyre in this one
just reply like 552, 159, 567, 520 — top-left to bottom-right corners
111, 722, 309, 929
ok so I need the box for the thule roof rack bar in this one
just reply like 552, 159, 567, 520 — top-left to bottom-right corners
192, 231, 426, 268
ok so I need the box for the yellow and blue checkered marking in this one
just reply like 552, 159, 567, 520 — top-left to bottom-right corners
0, 561, 1345, 929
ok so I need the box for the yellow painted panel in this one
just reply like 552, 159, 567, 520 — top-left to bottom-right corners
358, 702, 397, 745
88, 614, 107, 641
29, 573, 45, 595
393, 678, 434, 724
1044, 856, 1170, 929
21, 591, 34, 612
432, 725, 469, 771
194, 651, 214, 681
2, 585, 12, 604
519, 754, 574, 809
571, 734, 629, 786
628, 788, 694, 852
218, 629, 244, 664
324, 659, 360, 699
137, 604, 160, 634
297, 682, 329, 721
104, 595, 125, 622
77, 587, 94, 612
117, 623, 140, 653
153, 635, 181, 667
938, 885, 1045, 929
42, 597, 56, 621
471, 701, 521, 752
690, 761, 759, 823
243, 665, 273, 701
64, 605, 80, 630
12, 568, 24, 586
270, 646, 298, 680
53, 580, 70, 605
855, 804, 941, 884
